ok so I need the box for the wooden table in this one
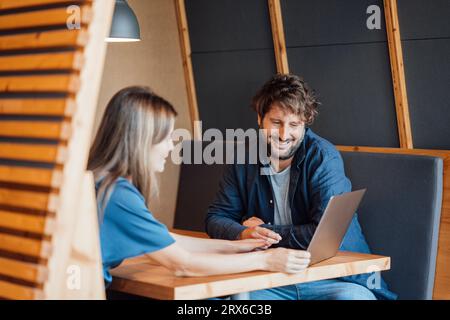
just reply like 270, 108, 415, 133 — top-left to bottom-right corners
110, 231, 391, 300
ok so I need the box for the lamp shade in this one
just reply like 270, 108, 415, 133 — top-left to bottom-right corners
106, 0, 141, 42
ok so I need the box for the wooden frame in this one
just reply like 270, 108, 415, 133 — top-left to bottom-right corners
42, 0, 114, 299
0, 0, 92, 11
174, 0, 201, 139
0, 29, 89, 51
383, 0, 413, 149
0, 5, 92, 30
268, 0, 289, 74
0, 0, 113, 300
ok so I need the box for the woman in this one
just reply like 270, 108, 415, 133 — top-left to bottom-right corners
88, 86, 311, 287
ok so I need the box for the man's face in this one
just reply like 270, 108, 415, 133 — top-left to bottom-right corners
259, 104, 305, 161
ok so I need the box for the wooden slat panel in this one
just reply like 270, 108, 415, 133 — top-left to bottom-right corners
337, 146, 450, 299
0, 165, 62, 188
0, 209, 54, 235
0, 279, 43, 300
0, 0, 91, 10
0, 120, 70, 140
0, 6, 92, 31
0, 233, 51, 258
0, 29, 88, 51
268, 0, 289, 74
0, 74, 80, 93
384, 0, 413, 149
0, 187, 58, 212
0, 52, 84, 72
0, 257, 47, 284
0, 142, 67, 163
0, 98, 75, 116
42, 0, 114, 300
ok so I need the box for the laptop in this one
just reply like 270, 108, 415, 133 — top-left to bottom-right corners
307, 189, 367, 265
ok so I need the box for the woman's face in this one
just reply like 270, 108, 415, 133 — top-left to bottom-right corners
149, 123, 175, 173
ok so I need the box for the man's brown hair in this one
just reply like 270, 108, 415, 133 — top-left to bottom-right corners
251, 74, 319, 125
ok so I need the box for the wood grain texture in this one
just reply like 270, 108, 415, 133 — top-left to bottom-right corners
0, 165, 62, 188
0, 29, 88, 51
0, 0, 110, 300
0, 257, 48, 284
110, 250, 390, 300
0, 74, 80, 93
0, 52, 84, 72
170, 228, 210, 239
174, 0, 200, 137
42, 0, 114, 300
60, 172, 105, 299
268, 0, 289, 74
0, 187, 58, 212
0, 0, 92, 10
0, 120, 70, 140
0, 209, 55, 235
384, 0, 413, 149
337, 145, 450, 299
0, 98, 75, 116
0, 279, 43, 300
0, 233, 51, 258
0, 6, 92, 31
0, 142, 67, 164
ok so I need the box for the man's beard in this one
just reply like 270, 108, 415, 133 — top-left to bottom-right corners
266, 127, 306, 161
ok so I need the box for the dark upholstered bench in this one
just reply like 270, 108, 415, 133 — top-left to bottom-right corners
174, 147, 443, 299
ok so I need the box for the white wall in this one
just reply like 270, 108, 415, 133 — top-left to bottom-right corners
94, 0, 191, 227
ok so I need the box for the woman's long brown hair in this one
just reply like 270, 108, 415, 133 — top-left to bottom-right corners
88, 86, 177, 218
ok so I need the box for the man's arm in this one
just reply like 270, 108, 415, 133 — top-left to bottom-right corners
205, 164, 247, 240
262, 154, 352, 250
205, 164, 280, 244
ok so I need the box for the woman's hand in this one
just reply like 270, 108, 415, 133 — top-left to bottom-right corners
263, 247, 311, 273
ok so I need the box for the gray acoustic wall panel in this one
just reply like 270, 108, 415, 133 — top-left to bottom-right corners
402, 39, 450, 149
288, 43, 399, 147
281, 0, 387, 47
191, 50, 276, 134
282, 0, 399, 147
397, 0, 450, 40
185, 0, 276, 134
397, 0, 450, 149
185, 0, 273, 52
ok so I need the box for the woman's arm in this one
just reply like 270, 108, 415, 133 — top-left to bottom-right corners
169, 232, 273, 254
146, 242, 310, 277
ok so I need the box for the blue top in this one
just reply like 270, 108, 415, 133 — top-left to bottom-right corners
95, 177, 175, 287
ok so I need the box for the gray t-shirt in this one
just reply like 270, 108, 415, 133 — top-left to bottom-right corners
269, 165, 293, 225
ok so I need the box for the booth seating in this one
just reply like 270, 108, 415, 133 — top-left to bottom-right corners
174, 144, 443, 300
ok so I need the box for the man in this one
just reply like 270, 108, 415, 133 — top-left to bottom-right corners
205, 74, 396, 300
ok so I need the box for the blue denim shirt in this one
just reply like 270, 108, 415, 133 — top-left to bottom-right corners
205, 128, 397, 300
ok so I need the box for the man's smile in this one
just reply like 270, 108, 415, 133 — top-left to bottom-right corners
271, 138, 294, 151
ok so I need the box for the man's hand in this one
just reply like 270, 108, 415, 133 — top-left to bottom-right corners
240, 216, 282, 248
240, 225, 281, 243
243, 216, 265, 228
